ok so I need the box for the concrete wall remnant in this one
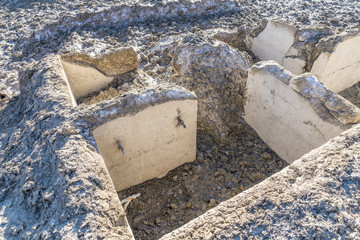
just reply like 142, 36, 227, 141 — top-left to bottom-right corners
244, 61, 360, 163
61, 48, 138, 100
246, 20, 298, 69
161, 123, 360, 239
245, 20, 333, 75
311, 33, 360, 93
2, 54, 136, 239
93, 99, 197, 191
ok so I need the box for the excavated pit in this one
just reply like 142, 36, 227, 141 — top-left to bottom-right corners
59, 49, 289, 239
58, 24, 360, 239
117, 130, 287, 239
1, 0, 360, 238
115, 65, 359, 239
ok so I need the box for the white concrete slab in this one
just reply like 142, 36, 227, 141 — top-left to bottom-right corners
244, 62, 345, 163
93, 100, 198, 191
311, 34, 360, 93
61, 60, 114, 99
246, 20, 297, 65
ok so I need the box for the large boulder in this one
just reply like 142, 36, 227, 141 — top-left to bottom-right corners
171, 35, 252, 143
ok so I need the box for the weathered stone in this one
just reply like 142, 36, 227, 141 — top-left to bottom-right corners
171, 34, 252, 144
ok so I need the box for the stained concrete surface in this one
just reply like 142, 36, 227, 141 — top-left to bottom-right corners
93, 99, 197, 191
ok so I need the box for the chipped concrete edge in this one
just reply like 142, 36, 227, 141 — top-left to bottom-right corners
249, 61, 360, 126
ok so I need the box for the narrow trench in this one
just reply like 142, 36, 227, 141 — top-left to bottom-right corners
118, 130, 287, 240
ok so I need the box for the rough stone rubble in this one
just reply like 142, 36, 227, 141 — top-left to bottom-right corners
0, 0, 360, 239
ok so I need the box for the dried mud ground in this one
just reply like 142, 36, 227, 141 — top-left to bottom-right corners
118, 130, 288, 239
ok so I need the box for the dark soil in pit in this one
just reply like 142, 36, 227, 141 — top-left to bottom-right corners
118, 131, 288, 240
339, 82, 360, 108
